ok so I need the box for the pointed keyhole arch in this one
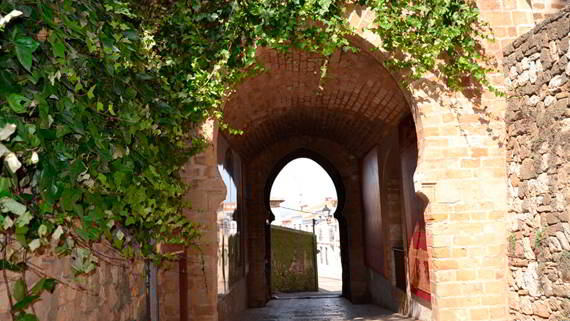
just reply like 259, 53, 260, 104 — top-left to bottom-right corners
263, 149, 350, 296
264, 149, 346, 223
269, 157, 338, 222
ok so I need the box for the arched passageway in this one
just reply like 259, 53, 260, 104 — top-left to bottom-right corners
215, 38, 431, 321
163, 4, 516, 321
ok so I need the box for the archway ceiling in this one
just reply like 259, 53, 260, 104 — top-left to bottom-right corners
222, 47, 410, 158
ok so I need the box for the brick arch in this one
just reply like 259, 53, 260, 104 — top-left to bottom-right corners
219, 33, 424, 312
223, 42, 411, 159
244, 136, 367, 306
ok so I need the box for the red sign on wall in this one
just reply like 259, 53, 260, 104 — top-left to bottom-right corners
408, 221, 430, 300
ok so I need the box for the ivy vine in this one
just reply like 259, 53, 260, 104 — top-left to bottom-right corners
362, 0, 498, 93
0, 0, 496, 320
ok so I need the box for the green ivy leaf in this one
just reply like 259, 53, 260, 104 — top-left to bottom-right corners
0, 123, 17, 141
125, 216, 135, 226
0, 260, 25, 271
38, 224, 48, 237
87, 85, 96, 100
30, 278, 57, 296
14, 37, 40, 72
0, 177, 11, 198
29, 239, 41, 251
0, 198, 27, 216
13, 279, 27, 301
15, 313, 39, 321
11, 295, 40, 311
7, 94, 32, 114
108, 103, 115, 116
52, 225, 64, 240
3, 216, 13, 230
51, 39, 65, 58
15, 211, 33, 227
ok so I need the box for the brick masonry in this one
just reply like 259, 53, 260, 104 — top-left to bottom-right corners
503, 6, 570, 320
167, 2, 569, 320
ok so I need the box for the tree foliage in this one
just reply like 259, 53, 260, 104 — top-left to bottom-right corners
0, 0, 494, 319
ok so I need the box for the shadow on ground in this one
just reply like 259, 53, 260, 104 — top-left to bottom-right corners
236, 297, 414, 321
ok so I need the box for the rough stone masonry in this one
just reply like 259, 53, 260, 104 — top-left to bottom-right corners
504, 6, 570, 320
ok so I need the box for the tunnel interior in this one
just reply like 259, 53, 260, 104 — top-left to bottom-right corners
215, 41, 431, 320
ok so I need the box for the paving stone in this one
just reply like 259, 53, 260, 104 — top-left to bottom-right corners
236, 297, 413, 321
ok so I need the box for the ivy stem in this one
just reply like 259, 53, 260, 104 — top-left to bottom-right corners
22, 251, 37, 316
68, 235, 129, 267
2, 234, 15, 321
26, 262, 87, 293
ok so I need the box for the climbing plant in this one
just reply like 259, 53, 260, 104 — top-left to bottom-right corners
0, 0, 495, 320
363, 0, 497, 92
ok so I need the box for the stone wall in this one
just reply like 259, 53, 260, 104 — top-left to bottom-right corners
531, 0, 569, 23
0, 247, 147, 321
504, 6, 570, 320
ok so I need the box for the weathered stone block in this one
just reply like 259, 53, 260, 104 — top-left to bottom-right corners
537, 69, 553, 86
520, 158, 537, 180
520, 296, 533, 314
552, 284, 570, 298
549, 75, 567, 88
532, 300, 551, 318
555, 231, 570, 250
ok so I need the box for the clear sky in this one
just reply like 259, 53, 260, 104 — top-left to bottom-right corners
270, 158, 337, 209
